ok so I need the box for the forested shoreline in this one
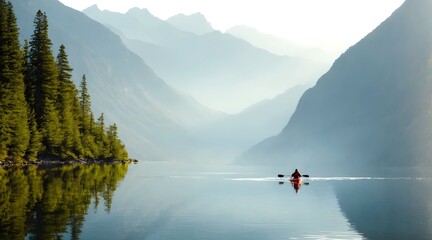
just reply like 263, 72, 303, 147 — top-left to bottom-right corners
0, 1, 129, 165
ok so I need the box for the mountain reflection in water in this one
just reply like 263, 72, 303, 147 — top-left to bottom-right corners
334, 179, 432, 240
0, 164, 128, 240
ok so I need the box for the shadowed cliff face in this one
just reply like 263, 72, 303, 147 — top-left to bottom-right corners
243, 0, 432, 172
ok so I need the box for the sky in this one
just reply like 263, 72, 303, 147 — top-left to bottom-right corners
58, 0, 405, 52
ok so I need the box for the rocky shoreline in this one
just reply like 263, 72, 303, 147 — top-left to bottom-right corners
0, 158, 139, 168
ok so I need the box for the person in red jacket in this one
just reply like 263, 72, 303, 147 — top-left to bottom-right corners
291, 169, 302, 179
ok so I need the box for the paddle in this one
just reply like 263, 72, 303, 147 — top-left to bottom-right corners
278, 174, 309, 178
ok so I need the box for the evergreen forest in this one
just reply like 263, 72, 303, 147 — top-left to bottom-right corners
0, 1, 128, 163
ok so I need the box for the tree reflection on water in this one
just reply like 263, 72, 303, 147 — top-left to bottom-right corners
0, 164, 128, 240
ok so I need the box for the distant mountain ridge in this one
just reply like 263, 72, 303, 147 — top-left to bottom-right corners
242, 0, 432, 172
167, 13, 214, 35
226, 25, 335, 63
84, 5, 195, 47
84, 6, 327, 113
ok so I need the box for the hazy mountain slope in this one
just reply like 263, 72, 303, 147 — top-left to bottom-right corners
227, 25, 335, 63
84, 6, 327, 113
12, 0, 222, 160
190, 85, 310, 159
242, 0, 432, 172
166, 13, 214, 35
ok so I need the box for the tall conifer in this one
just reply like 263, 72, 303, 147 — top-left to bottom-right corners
106, 124, 128, 160
26, 109, 43, 160
0, 0, 10, 160
0, 1, 30, 161
29, 10, 61, 156
23, 40, 43, 160
56, 45, 83, 158
95, 113, 109, 158
79, 74, 92, 133
79, 75, 97, 158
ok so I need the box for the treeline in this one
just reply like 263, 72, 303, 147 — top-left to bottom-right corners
0, 1, 128, 162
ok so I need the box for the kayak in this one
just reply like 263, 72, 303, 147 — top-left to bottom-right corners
289, 178, 302, 184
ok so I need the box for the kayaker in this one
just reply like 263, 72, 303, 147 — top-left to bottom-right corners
291, 169, 302, 179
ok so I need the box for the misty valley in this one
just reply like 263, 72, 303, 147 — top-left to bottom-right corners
2, 0, 432, 239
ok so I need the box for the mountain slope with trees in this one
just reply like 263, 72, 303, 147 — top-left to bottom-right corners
0, 1, 127, 162
10, 0, 223, 161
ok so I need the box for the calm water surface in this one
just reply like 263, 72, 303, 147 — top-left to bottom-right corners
1, 162, 432, 239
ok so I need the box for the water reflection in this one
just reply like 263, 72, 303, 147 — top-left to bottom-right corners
292, 182, 301, 193
86, 163, 362, 240
334, 179, 432, 240
278, 179, 310, 193
0, 164, 128, 240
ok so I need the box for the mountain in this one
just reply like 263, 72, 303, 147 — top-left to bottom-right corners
167, 13, 214, 35
241, 0, 432, 173
226, 25, 335, 63
11, 0, 222, 161
190, 85, 310, 159
83, 6, 327, 113
83, 5, 194, 47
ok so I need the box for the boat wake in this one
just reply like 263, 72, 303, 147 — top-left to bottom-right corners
228, 177, 432, 182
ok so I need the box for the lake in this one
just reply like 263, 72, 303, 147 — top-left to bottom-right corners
1, 162, 432, 240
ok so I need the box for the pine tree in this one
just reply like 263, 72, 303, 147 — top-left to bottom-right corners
26, 109, 43, 160
56, 44, 83, 158
95, 113, 109, 158
106, 124, 128, 160
79, 75, 97, 158
79, 74, 92, 133
23, 40, 43, 160
71, 87, 83, 157
0, 1, 30, 161
89, 113, 99, 157
29, 10, 61, 156
77, 75, 129, 160
0, 0, 10, 160
23, 40, 33, 106
6, 2, 30, 161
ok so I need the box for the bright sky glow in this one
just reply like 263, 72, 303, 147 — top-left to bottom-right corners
58, 0, 405, 53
